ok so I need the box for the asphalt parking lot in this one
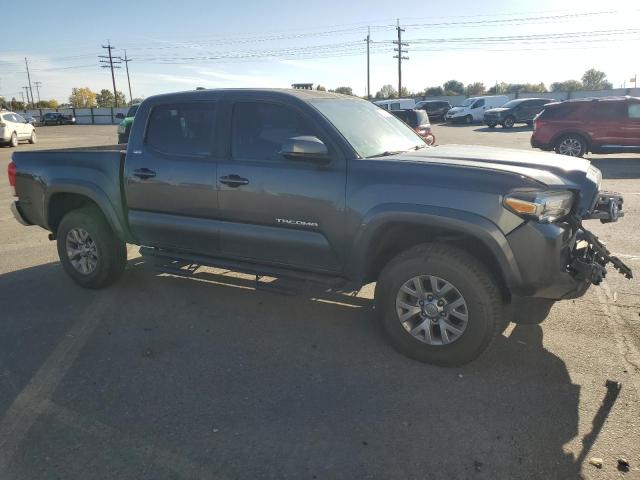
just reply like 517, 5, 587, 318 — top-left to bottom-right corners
1, 124, 639, 479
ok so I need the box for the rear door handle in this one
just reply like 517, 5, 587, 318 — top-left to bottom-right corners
133, 168, 156, 180
220, 174, 249, 187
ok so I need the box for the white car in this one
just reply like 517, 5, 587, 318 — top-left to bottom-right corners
1, 110, 36, 147
445, 95, 510, 123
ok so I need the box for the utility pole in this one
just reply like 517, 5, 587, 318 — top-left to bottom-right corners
25, 58, 35, 109
19, 90, 25, 106
365, 27, 371, 100
34, 81, 42, 104
393, 19, 409, 98
99, 42, 121, 107
119, 50, 133, 105
22, 87, 31, 108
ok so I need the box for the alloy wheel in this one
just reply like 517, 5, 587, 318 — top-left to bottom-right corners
395, 275, 469, 345
66, 228, 99, 275
558, 137, 583, 156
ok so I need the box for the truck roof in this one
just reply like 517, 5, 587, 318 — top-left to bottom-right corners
145, 88, 354, 103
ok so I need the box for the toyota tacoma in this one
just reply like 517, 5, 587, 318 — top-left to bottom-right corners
8, 89, 632, 366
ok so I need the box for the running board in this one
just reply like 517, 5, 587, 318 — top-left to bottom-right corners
139, 247, 348, 293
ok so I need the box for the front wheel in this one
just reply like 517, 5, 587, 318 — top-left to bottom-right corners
29, 130, 37, 144
555, 134, 587, 157
501, 116, 515, 129
487, 123, 497, 129
375, 244, 503, 366
464, 115, 473, 124
56, 207, 127, 289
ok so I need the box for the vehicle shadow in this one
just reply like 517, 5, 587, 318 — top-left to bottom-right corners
473, 126, 533, 133
0, 259, 596, 479
588, 157, 640, 179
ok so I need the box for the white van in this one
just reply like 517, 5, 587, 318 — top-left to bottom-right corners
445, 95, 509, 123
374, 98, 416, 110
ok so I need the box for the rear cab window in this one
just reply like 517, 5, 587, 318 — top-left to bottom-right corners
145, 102, 216, 156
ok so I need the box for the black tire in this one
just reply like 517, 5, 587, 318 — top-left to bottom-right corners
56, 207, 127, 289
464, 115, 473, 124
501, 116, 515, 129
374, 244, 504, 366
28, 130, 37, 144
487, 123, 497, 129
507, 297, 555, 325
554, 134, 587, 157
9, 132, 18, 147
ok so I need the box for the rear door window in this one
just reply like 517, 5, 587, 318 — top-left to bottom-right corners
590, 102, 627, 120
628, 104, 640, 119
146, 102, 216, 156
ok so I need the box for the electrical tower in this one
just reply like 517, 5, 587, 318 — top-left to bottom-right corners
99, 42, 121, 107
34, 81, 42, 104
119, 50, 133, 106
393, 19, 409, 98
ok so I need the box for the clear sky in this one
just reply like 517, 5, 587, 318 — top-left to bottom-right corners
1, 0, 639, 103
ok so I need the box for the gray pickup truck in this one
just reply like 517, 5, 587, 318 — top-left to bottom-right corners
8, 89, 632, 365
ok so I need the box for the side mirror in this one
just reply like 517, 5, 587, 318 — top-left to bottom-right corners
280, 136, 331, 164
115, 113, 125, 119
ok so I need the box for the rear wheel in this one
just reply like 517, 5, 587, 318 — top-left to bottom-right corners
555, 134, 587, 157
501, 116, 515, 129
487, 123, 497, 128
29, 130, 37, 144
9, 132, 18, 147
375, 244, 503, 366
56, 207, 127, 289
424, 133, 436, 146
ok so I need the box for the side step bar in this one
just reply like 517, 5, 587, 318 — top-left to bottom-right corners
139, 247, 348, 293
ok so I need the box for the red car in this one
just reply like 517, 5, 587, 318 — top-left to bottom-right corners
531, 96, 640, 157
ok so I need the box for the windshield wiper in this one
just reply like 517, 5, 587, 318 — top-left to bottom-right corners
366, 150, 405, 158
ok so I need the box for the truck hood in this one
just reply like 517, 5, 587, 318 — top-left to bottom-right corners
390, 144, 600, 195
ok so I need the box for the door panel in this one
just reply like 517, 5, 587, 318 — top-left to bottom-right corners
216, 101, 346, 272
124, 101, 220, 254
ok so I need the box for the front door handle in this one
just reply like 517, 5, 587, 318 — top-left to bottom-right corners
133, 168, 156, 180
220, 174, 249, 187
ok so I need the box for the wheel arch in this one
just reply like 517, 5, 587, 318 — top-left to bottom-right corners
551, 130, 592, 152
347, 204, 521, 301
45, 182, 127, 240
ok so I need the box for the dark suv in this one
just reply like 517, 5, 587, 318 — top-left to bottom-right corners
484, 98, 554, 129
531, 96, 640, 157
414, 100, 451, 121
41, 112, 76, 126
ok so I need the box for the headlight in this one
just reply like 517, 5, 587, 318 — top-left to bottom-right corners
504, 190, 575, 223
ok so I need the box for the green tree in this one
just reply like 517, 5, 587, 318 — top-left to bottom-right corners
399, 86, 411, 98
375, 84, 398, 99
581, 68, 612, 90
443, 80, 464, 95
96, 89, 127, 107
466, 82, 486, 96
550, 80, 583, 92
333, 86, 353, 96
424, 86, 444, 96
316, 85, 326, 91
69, 87, 97, 108
130, 97, 145, 104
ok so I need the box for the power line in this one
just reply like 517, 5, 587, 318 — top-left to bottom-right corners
365, 27, 371, 100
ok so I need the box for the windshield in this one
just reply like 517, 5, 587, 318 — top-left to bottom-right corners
460, 98, 475, 107
309, 99, 424, 158
501, 99, 525, 108
126, 105, 139, 117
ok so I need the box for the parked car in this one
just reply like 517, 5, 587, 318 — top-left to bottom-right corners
20, 113, 38, 126
374, 98, 416, 110
445, 95, 509, 123
116, 104, 140, 144
390, 109, 435, 144
484, 98, 555, 129
1, 111, 36, 147
41, 112, 76, 126
9, 89, 631, 366
414, 100, 451, 121
531, 96, 640, 157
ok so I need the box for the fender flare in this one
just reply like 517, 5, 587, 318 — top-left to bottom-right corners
44, 180, 128, 240
347, 203, 522, 289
